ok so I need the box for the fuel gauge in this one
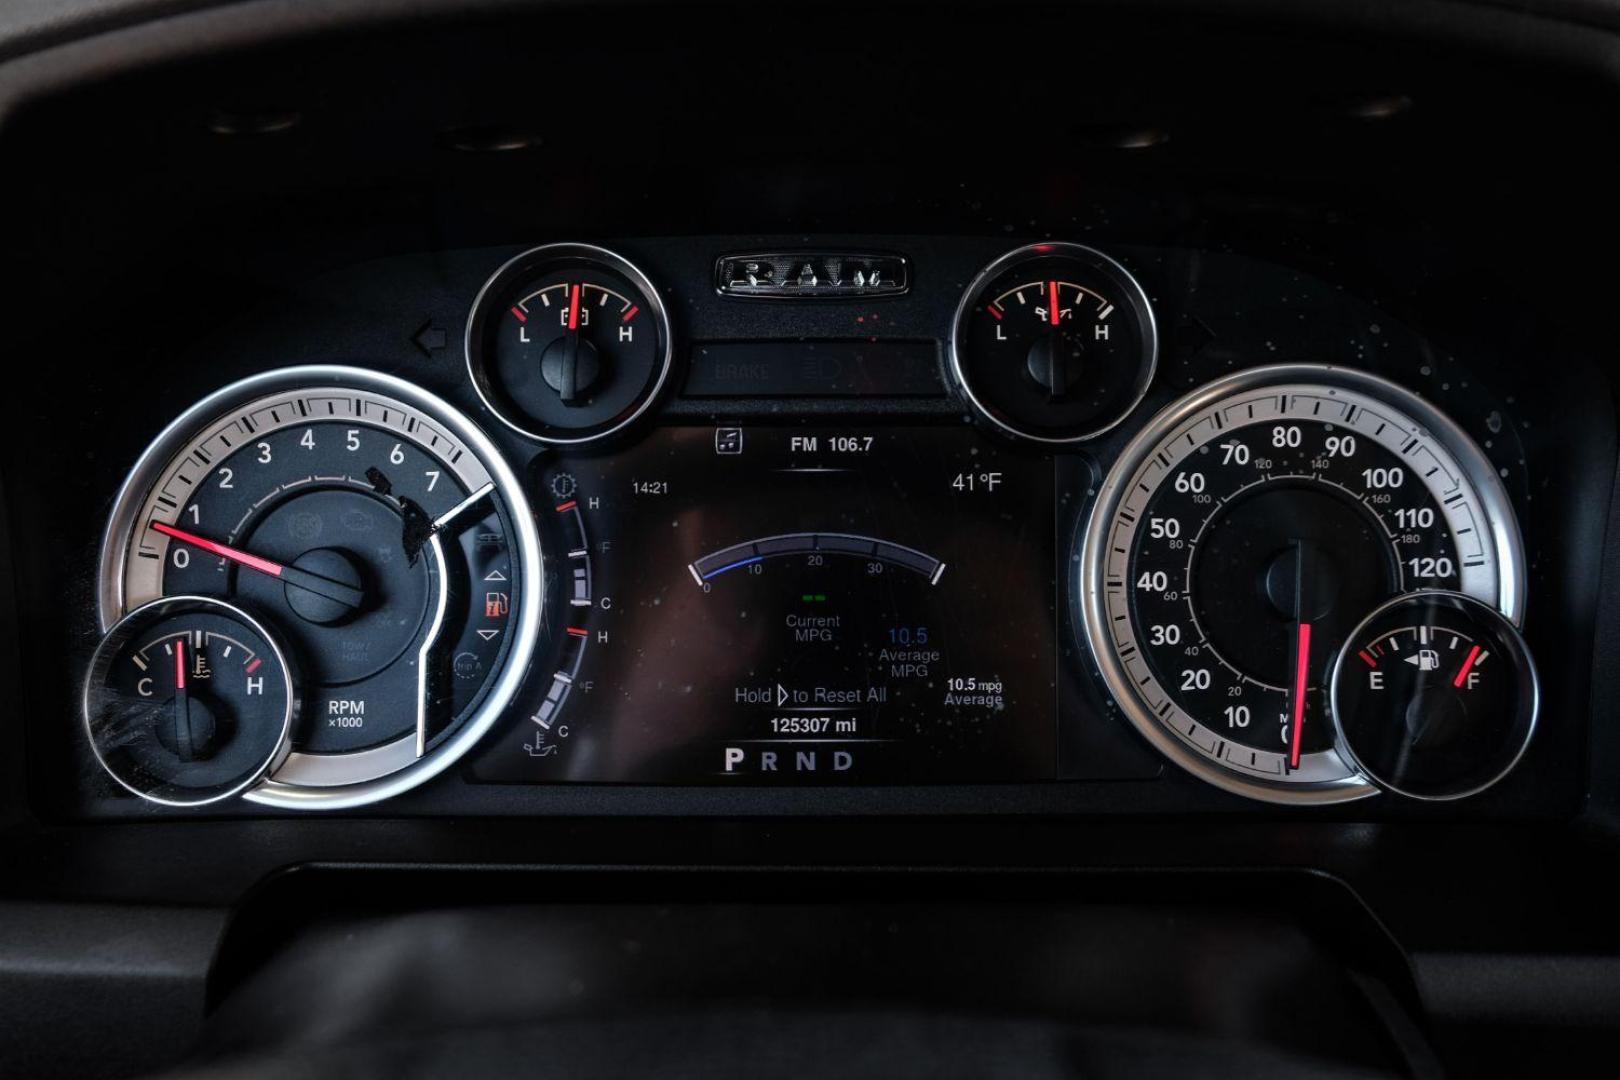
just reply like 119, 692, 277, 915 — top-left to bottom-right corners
1330, 591, 1538, 801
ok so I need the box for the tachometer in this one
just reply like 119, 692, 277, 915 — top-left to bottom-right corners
97, 366, 543, 809
1079, 364, 1524, 803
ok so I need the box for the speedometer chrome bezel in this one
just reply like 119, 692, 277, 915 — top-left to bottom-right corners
97, 365, 545, 811
1079, 363, 1525, 805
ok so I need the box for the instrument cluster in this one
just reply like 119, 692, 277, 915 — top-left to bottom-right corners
64, 235, 1567, 814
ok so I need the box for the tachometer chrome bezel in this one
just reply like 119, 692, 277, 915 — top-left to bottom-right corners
1078, 363, 1525, 805
97, 365, 545, 811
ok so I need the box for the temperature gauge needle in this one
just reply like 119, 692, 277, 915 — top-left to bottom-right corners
150, 521, 364, 610
1289, 622, 1312, 769
171, 637, 195, 760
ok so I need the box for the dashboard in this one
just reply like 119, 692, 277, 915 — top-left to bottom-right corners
42, 233, 1592, 818
4, 3, 1620, 1079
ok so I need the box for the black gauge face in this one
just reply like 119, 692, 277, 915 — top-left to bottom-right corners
100, 370, 542, 806
953, 243, 1156, 442
1083, 366, 1523, 803
1332, 592, 1537, 800
85, 597, 294, 806
467, 243, 672, 444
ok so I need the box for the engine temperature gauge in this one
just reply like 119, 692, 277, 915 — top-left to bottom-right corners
952, 242, 1157, 443
84, 596, 296, 806
1330, 591, 1538, 800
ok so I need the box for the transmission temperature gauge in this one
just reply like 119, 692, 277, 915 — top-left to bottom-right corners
952, 242, 1158, 443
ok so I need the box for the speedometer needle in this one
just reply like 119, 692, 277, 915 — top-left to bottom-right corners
1289, 621, 1312, 769
150, 521, 364, 610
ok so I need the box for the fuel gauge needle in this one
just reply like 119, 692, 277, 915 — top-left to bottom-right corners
1289, 621, 1312, 769
150, 521, 364, 610
1453, 643, 1483, 688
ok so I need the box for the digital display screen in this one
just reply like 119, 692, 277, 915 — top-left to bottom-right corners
472, 426, 1058, 784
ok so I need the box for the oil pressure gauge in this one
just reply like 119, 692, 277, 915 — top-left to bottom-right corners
466, 243, 674, 444
952, 242, 1158, 443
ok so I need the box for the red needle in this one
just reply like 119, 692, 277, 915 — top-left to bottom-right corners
174, 637, 186, 690
1048, 280, 1060, 326
151, 521, 284, 576
149, 521, 365, 609
1289, 622, 1312, 768
567, 283, 581, 331
1453, 644, 1483, 689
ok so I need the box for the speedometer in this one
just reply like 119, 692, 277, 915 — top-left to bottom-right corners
1079, 364, 1524, 804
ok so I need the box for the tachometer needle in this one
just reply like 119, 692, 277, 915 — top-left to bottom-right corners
1289, 621, 1312, 769
150, 521, 364, 610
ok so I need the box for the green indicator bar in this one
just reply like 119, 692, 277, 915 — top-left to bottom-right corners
801, 594, 827, 602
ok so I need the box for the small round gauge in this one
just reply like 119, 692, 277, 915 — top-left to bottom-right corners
951, 242, 1157, 443
466, 242, 674, 444
98, 366, 543, 810
1080, 364, 1524, 804
1331, 591, 1538, 800
84, 596, 295, 806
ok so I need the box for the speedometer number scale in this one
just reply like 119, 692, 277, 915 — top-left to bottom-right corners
1083, 366, 1522, 803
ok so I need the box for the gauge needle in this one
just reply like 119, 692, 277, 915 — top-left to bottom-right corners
1453, 643, 1483, 688
150, 521, 365, 610
1289, 621, 1312, 769
567, 283, 581, 331
1048, 280, 1060, 326
1287, 539, 1315, 770
172, 637, 193, 760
